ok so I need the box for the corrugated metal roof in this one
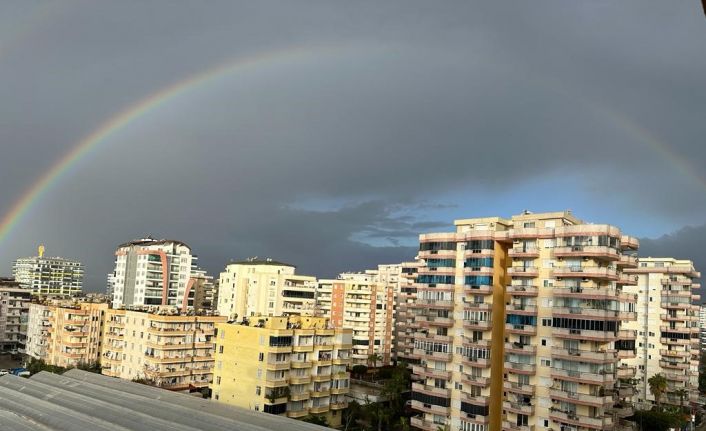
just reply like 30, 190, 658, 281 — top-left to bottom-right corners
0, 370, 331, 431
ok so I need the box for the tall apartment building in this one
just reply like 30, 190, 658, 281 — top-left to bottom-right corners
211, 315, 351, 427
217, 259, 317, 320
623, 258, 701, 408
25, 301, 107, 367
700, 305, 706, 352
101, 307, 226, 391
0, 278, 31, 353
110, 238, 211, 310
13, 246, 83, 297
409, 211, 639, 431
317, 272, 395, 366
395, 261, 423, 365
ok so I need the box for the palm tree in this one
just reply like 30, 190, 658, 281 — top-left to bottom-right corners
673, 388, 688, 411
648, 373, 668, 408
367, 353, 382, 368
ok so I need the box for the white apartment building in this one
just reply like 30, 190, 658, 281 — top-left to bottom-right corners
110, 237, 209, 310
217, 258, 317, 320
700, 305, 706, 352
13, 247, 83, 297
0, 278, 32, 353
624, 258, 700, 408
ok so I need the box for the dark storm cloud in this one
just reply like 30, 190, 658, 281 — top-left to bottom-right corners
0, 1, 705, 289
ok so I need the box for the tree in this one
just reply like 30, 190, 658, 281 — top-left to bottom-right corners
343, 400, 363, 431
352, 365, 368, 379
380, 364, 411, 421
302, 415, 329, 427
631, 409, 686, 431
367, 353, 382, 369
672, 388, 687, 411
648, 374, 668, 408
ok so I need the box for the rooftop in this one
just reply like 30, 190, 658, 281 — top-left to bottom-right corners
0, 369, 331, 431
229, 257, 295, 268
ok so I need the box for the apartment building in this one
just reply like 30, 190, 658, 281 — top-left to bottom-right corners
25, 301, 107, 367
13, 246, 83, 297
110, 237, 211, 310
409, 211, 639, 431
623, 258, 701, 408
217, 258, 317, 320
188, 268, 216, 313
211, 315, 351, 427
0, 278, 31, 353
700, 305, 706, 352
395, 261, 423, 365
317, 272, 395, 366
101, 307, 226, 391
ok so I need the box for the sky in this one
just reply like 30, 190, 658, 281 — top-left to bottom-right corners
0, 1, 704, 292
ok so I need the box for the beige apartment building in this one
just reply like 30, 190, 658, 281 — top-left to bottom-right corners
623, 258, 700, 409
395, 261, 423, 365
25, 301, 107, 367
317, 272, 395, 366
217, 259, 317, 320
101, 307, 226, 391
211, 315, 351, 427
409, 211, 639, 431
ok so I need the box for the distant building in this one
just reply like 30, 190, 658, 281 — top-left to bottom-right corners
393, 261, 422, 365
101, 307, 225, 391
700, 305, 706, 352
110, 237, 212, 310
0, 278, 31, 353
317, 272, 395, 366
13, 246, 83, 297
211, 315, 351, 427
624, 258, 701, 408
25, 301, 107, 367
217, 259, 317, 320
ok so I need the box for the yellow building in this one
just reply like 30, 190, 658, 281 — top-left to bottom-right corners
25, 301, 107, 367
624, 258, 701, 408
217, 259, 318, 320
101, 307, 226, 391
410, 211, 639, 431
211, 315, 352, 428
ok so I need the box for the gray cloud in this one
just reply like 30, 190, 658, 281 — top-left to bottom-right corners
0, 1, 705, 290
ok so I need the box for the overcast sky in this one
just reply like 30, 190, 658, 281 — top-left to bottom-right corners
0, 1, 704, 291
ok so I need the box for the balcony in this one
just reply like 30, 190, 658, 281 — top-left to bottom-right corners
504, 381, 535, 395
506, 304, 537, 315
412, 382, 451, 398
660, 349, 689, 358
507, 285, 538, 296
286, 408, 309, 419
549, 389, 612, 407
552, 286, 637, 302
503, 401, 535, 415
552, 306, 634, 320
620, 235, 639, 249
509, 247, 540, 258
505, 324, 537, 335
617, 254, 638, 268
659, 360, 689, 370
413, 349, 453, 362
616, 366, 635, 379
505, 342, 537, 355
549, 410, 614, 430
463, 301, 492, 312
551, 348, 617, 363
463, 356, 492, 368
553, 245, 619, 260
463, 320, 492, 331
502, 421, 535, 431
410, 400, 449, 416
504, 362, 536, 374
462, 374, 491, 388
550, 368, 614, 385
411, 417, 445, 431
611, 404, 634, 418
508, 267, 539, 278
552, 266, 618, 280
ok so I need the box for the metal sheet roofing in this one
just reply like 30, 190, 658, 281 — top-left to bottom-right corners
0, 370, 331, 431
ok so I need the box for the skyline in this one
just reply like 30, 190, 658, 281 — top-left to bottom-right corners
0, 1, 704, 289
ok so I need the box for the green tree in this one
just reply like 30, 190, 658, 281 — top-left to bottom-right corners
648, 374, 668, 408
302, 415, 329, 427
352, 364, 368, 379
367, 353, 382, 369
380, 364, 411, 421
343, 400, 363, 431
672, 388, 687, 411
632, 409, 686, 431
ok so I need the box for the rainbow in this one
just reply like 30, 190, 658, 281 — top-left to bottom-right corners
0, 44, 339, 246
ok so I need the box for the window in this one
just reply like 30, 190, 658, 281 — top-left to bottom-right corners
255, 386, 261, 396
256, 369, 262, 379
216, 376, 221, 385
258, 352, 264, 361
219, 346, 224, 354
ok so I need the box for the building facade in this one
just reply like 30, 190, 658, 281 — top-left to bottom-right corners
25, 301, 107, 367
0, 278, 31, 353
13, 248, 84, 297
623, 258, 700, 408
409, 211, 640, 431
317, 272, 395, 366
217, 259, 317, 320
700, 305, 706, 352
393, 261, 422, 365
110, 238, 210, 310
101, 307, 226, 391
211, 315, 351, 427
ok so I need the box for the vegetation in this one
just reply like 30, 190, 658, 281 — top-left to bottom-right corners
25, 358, 102, 376
344, 364, 412, 431
367, 353, 382, 368
351, 365, 368, 379
265, 386, 290, 403
301, 415, 329, 427
631, 409, 688, 431
648, 374, 668, 407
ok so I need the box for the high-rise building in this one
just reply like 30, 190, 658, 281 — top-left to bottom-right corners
25, 301, 107, 367
409, 211, 639, 431
623, 258, 700, 408
317, 272, 395, 366
700, 305, 706, 352
110, 237, 211, 310
216, 259, 317, 320
101, 307, 226, 391
0, 278, 31, 353
211, 315, 351, 427
13, 246, 83, 297
393, 261, 422, 365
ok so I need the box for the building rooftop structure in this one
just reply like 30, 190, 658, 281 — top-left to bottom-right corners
0, 369, 331, 431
